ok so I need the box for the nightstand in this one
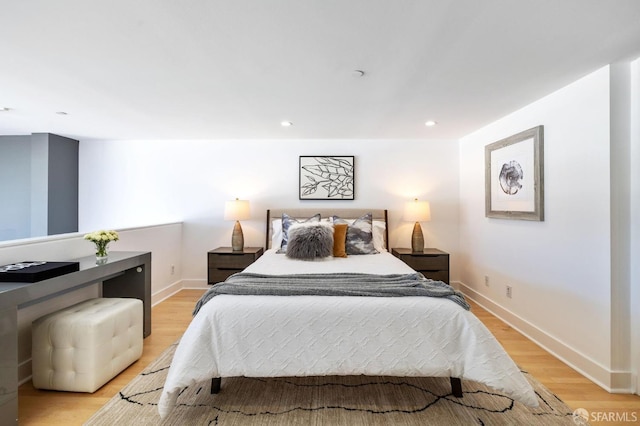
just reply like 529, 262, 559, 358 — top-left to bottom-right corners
207, 247, 264, 284
391, 248, 450, 284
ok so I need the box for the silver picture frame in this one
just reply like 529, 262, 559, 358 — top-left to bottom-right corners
485, 126, 544, 221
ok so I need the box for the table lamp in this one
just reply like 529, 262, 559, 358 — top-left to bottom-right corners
224, 198, 250, 251
404, 199, 431, 253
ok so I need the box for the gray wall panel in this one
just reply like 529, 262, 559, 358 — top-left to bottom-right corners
46, 134, 78, 235
0, 136, 32, 241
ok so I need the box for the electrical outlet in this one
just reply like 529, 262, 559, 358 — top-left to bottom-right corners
484, 275, 489, 286
506, 285, 512, 298
171, 265, 175, 275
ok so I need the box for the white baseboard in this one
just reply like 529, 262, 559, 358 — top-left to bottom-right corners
456, 281, 633, 394
151, 279, 185, 306
18, 360, 32, 386
180, 279, 209, 290
151, 279, 208, 306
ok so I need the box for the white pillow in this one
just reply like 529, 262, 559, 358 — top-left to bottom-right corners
271, 219, 283, 248
372, 220, 387, 252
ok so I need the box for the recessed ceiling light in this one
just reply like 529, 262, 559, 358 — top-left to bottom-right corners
56, 111, 68, 115
281, 121, 293, 127
425, 120, 437, 127
0, 107, 10, 112
352, 70, 365, 77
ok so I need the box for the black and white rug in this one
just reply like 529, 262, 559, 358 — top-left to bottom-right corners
86, 342, 578, 425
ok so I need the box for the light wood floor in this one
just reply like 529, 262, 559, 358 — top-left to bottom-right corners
18, 290, 640, 425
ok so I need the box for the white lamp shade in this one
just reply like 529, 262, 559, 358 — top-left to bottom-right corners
404, 199, 431, 222
224, 199, 250, 221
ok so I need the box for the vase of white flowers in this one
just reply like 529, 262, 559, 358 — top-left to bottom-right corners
84, 230, 119, 264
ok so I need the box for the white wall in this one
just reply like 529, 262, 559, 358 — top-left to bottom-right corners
78, 139, 461, 286
458, 62, 640, 392
609, 61, 632, 391
459, 66, 617, 388
631, 57, 640, 393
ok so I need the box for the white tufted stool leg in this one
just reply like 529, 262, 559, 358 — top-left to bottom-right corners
31, 297, 143, 393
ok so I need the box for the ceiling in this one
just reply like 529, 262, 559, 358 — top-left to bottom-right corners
1, 0, 640, 141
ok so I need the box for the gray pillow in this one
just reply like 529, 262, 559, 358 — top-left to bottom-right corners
278, 213, 321, 253
332, 213, 378, 255
285, 223, 334, 260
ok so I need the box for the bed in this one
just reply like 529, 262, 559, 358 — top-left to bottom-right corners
158, 208, 538, 418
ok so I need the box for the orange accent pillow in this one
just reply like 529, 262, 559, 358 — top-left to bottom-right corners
333, 223, 348, 257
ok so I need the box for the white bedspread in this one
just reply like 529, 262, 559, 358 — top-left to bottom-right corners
159, 250, 538, 417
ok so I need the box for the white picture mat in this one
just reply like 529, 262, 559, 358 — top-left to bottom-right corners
490, 137, 535, 212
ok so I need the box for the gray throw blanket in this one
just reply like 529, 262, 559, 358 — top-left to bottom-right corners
193, 272, 470, 315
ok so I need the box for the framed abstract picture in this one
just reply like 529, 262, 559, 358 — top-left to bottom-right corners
485, 126, 544, 221
299, 156, 355, 200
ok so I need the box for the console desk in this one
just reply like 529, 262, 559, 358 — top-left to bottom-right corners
0, 251, 152, 425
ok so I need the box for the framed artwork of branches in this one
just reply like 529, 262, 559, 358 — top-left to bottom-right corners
299, 156, 355, 200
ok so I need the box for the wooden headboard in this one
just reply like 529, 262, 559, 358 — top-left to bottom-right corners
266, 208, 389, 250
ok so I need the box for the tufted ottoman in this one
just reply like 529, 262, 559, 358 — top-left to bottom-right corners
31, 297, 143, 392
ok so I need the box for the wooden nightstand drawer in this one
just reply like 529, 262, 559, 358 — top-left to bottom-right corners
208, 253, 257, 269
421, 270, 449, 283
207, 247, 263, 285
391, 248, 450, 284
208, 268, 240, 283
400, 255, 448, 271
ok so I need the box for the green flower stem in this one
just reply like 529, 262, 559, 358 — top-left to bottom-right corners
95, 242, 109, 257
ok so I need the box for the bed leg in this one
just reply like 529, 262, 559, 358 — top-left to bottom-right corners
211, 377, 221, 394
450, 377, 463, 397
